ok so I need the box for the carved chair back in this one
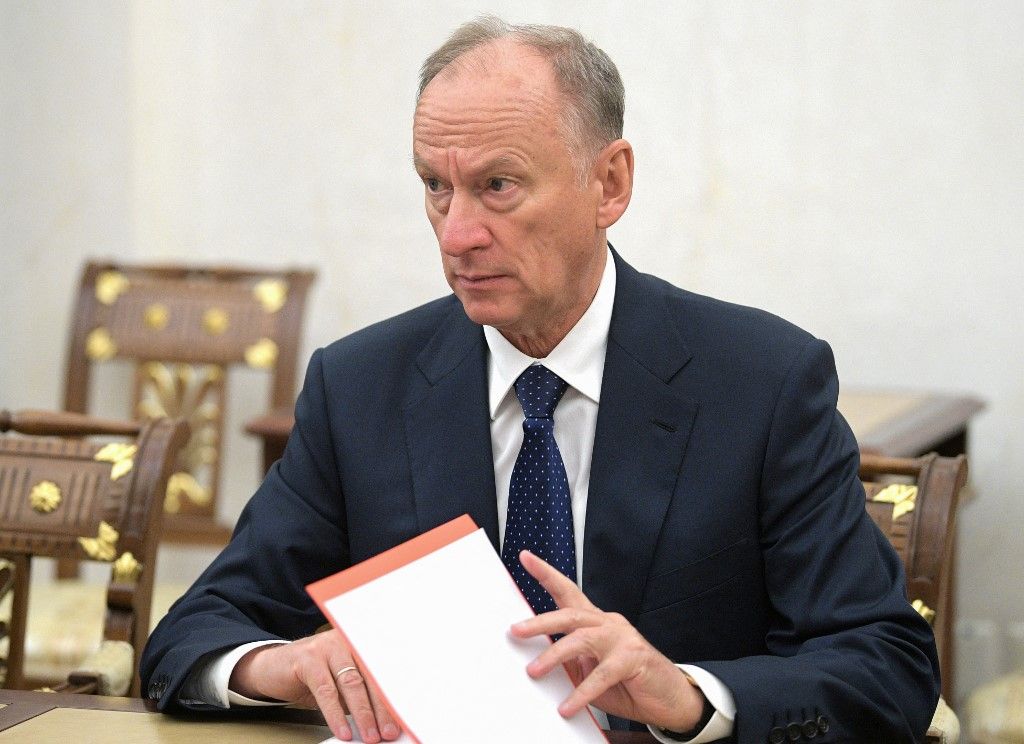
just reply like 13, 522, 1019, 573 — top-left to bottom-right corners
860, 452, 968, 701
64, 261, 315, 543
0, 410, 188, 695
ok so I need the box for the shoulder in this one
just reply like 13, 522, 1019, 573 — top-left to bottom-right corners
317, 293, 465, 374
295, 293, 474, 420
625, 261, 817, 358
614, 259, 828, 409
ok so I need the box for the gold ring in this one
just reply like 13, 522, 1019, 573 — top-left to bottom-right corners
335, 665, 358, 679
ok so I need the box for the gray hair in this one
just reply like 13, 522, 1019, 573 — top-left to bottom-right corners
418, 16, 625, 177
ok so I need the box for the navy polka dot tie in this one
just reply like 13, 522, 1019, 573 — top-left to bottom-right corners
501, 364, 576, 614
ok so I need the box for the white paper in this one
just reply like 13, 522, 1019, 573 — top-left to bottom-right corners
319, 528, 607, 743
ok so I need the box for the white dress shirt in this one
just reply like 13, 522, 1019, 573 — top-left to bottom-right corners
184, 247, 734, 742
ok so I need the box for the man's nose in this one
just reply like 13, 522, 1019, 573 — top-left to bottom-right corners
439, 191, 490, 256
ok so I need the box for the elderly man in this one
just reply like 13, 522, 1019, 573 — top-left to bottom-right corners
141, 18, 939, 743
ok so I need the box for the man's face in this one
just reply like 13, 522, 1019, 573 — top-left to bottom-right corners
413, 41, 606, 349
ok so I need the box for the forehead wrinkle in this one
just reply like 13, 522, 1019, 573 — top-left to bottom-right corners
415, 119, 542, 153
414, 103, 563, 167
414, 98, 558, 141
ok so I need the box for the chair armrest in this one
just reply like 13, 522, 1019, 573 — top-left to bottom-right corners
243, 407, 294, 474
243, 407, 294, 438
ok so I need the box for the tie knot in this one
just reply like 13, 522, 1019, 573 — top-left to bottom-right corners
513, 365, 568, 420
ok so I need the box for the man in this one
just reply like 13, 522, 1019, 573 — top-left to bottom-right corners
141, 18, 939, 743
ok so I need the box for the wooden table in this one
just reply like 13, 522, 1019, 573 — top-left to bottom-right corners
0, 689, 657, 742
837, 390, 984, 458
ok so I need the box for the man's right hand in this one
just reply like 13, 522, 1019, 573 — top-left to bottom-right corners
229, 629, 401, 743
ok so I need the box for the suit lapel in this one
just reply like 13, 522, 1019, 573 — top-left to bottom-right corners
583, 253, 699, 618
403, 303, 500, 551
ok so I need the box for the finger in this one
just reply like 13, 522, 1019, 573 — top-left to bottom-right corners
335, 664, 381, 744
558, 655, 631, 718
524, 625, 606, 679
365, 676, 402, 741
302, 663, 353, 741
510, 606, 604, 640
519, 550, 597, 611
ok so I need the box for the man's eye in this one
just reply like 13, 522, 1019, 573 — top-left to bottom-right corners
487, 178, 511, 192
425, 178, 443, 192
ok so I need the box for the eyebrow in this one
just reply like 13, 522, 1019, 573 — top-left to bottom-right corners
479, 155, 521, 173
412, 154, 431, 174
412, 153, 523, 177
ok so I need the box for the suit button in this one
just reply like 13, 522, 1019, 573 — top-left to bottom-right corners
816, 715, 830, 734
786, 722, 802, 740
803, 719, 818, 738
769, 726, 786, 743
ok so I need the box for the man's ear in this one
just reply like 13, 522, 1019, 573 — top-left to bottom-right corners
594, 139, 634, 229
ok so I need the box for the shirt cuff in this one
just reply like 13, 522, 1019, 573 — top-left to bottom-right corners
647, 664, 736, 744
178, 640, 290, 707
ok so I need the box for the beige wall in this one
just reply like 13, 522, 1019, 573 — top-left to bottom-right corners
2, 1, 1022, 701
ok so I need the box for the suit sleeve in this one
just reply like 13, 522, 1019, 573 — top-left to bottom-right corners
698, 338, 940, 742
139, 348, 350, 709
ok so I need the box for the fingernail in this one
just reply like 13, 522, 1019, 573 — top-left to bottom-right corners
383, 723, 400, 738
367, 726, 380, 741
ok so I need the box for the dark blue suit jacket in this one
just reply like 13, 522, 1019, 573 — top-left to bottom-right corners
141, 252, 939, 742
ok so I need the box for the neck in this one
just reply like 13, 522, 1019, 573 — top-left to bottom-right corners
500, 246, 608, 358
500, 325, 572, 359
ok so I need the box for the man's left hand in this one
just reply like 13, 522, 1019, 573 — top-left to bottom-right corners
509, 550, 706, 732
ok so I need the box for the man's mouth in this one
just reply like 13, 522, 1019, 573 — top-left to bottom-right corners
455, 273, 506, 287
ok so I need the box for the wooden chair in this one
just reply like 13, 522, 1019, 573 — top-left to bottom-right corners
0, 409, 188, 696
63, 260, 315, 545
860, 452, 968, 744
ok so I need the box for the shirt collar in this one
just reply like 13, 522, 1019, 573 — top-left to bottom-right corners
484, 246, 616, 419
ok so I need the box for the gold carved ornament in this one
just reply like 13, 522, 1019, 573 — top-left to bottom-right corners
86, 327, 117, 361
245, 338, 278, 369
871, 483, 917, 520
144, 303, 169, 330
253, 278, 288, 313
165, 471, 212, 512
911, 599, 936, 625
95, 270, 129, 305
78, 521, 119, 561
136, 362, 222, 512
202, 307, 230, 335
112, 551, 143, 583
94, 443, 137, 481
29, 480, 62, 513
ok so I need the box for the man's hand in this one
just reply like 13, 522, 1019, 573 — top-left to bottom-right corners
229, 629, 401, 743
509, 550, 706, 733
